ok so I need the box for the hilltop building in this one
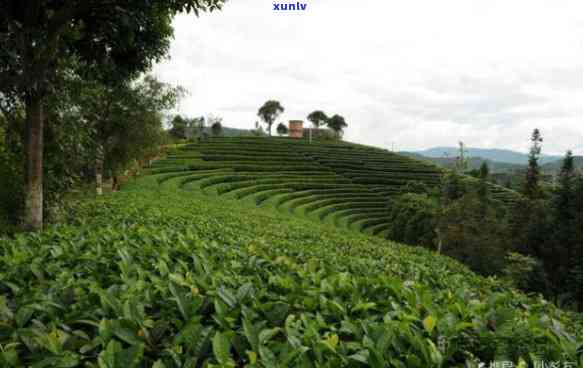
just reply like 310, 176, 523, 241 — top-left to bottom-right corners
289, 120, 304, 138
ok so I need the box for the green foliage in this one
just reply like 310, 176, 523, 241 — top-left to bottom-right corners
308, 128, 337, 141
146, 137, 519, 256
0, 78, 97, 231
1, 0, 226, 230
385, 193, 437, 248
82, 75, 183, 176
276, 122, 288, 136
437, 190, 512, 276
257, 100, 284, 136
479, 161, 490, 180
0, 174, 581, 365
455, 141, 469, 172
211, 120, 223, 137
326, 114, 348, 138
398, 180, 432, 195
0, 125, 23, 234
169, 115, 208, 141
1, 0, 226, 90
510, 149, 583, 309
441, 171, 465, 203
169, 115, 189, 140
502, 252, 545, 291
523, 129, 544, 199
307, 110, 329, 128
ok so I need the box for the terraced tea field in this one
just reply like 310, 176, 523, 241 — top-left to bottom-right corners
149, 137, 519, 237
1, 175, 581, 366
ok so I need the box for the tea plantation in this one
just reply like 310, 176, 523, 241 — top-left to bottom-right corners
0, 138, 581, 367
150, 137, 518, 236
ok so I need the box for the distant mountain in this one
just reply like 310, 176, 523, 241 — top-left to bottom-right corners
401, 152, 524, 173
541, 156, 583, 174
403, 149, 583, 175
415, 147, 561, 165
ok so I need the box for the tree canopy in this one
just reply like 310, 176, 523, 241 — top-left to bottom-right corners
0, 0, 225, 230
211, 120, 223, 137
276, 122, 288, 136
307, 110, 329, 128
524, 128, 544, 199
257, 100, 284, 136
326, 114, 348, 138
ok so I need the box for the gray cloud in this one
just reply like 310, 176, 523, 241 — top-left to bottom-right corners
153, 0, 583, 155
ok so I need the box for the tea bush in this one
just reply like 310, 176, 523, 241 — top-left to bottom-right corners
148, 137, 519, 240
0, 177, 581, 366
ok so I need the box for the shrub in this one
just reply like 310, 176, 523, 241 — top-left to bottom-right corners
437, 192, 511, 276
502, 252, 546, 291
385, 193, 438, 248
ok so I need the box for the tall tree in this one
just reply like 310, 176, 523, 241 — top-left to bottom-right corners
523, 129, 544, 200
456, 141, 469, 172
211, 120, 223, 137
169, 115, 189, 140
327, 114, 348, 138
76, 75, 183, 195
193, 116, 206, 141
553, 150, 576, 223
548, 151, 579, 304
510, 130, 547, 259
208, 115, 222, 137
478, 161, 490, 179
0, 0, 225, 231
477, 161, 490, 203
257, 100, 284, 136
307, 110, 328, 128
571, 176, 583, 311
441, 171, 465, 205
436, 191, 511, 275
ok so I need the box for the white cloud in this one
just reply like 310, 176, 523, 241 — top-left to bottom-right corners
153, 0, 583, 155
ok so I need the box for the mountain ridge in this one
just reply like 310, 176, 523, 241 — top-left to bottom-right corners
413, 146, 563, 165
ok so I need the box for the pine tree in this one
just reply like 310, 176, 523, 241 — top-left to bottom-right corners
554, 150, 576, 224
479, 161, 490, 179
546, 151, 577, 302
523, 129, 543, 199
510, 130, 549, 285
477, 162, 490, 202
442, 171, 464, 204
568, 170, 583, 310
456, 141, 469, 172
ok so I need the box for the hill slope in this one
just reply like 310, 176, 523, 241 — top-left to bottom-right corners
0, 174, 581, 365
150, 137, 519, 238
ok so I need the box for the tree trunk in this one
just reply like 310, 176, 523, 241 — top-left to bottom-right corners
23, 93, 44, 231
95, 144, 104, 196
112, 175, 119, 192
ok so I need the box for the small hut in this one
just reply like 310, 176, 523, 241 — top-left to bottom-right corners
289, 120, 304, 138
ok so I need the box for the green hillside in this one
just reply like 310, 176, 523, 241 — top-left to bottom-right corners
150, 137, 519, 237
1, 166, 581, 366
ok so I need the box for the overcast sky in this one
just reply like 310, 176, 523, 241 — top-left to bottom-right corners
152, 0, 583, 155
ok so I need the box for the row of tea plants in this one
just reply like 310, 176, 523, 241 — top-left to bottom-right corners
0, 176, 581, 366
